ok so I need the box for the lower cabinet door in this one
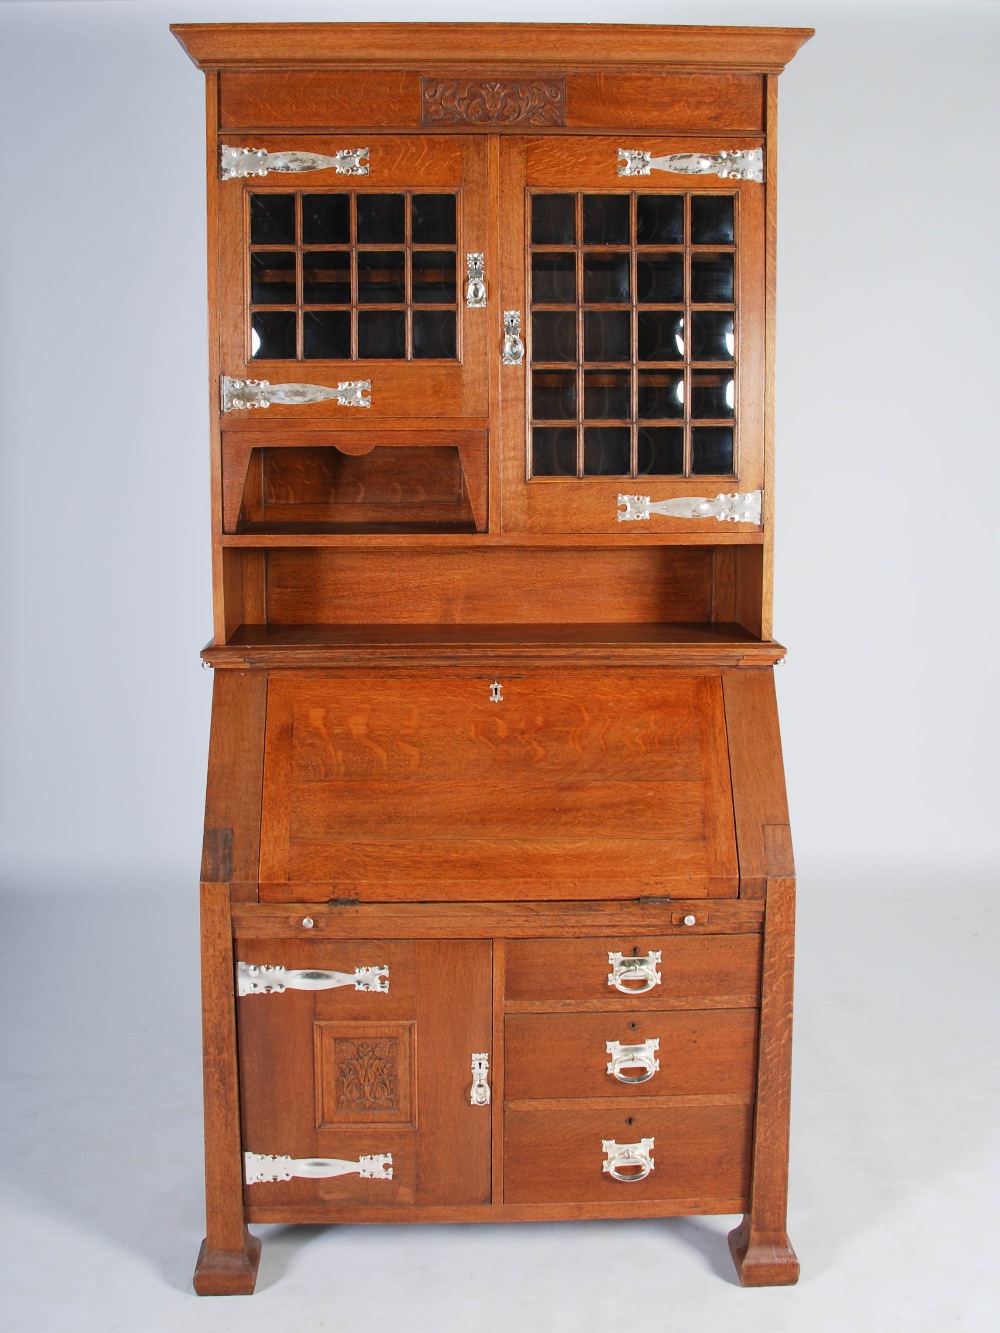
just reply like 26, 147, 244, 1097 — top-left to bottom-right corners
235, 937, 492, 1210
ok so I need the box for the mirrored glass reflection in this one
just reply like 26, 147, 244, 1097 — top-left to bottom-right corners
251, 252, 296, 304
637, 426, 684, 475
303, 252, 350, 305
533, 370, 577, 420
357, 310, 406, 358
532, 253, 576, 304
584, 311, 630, 362
411, 194, 456, 244
251, 310, 296, 359
532, 311, 577, 362
691, 253, 734, 303
582, 195, 630, 245
412, 252, 456, 303
691, 426, 735, 474
690, 196, 735, 245
302, 194, 350, 244
412, 311, 456, 358
690, 372, 734, 418
638, 370, 684, 419
532, 195, 576, 246
584, 371, 630, 419
357, 251, 405, 304
356, 194, 406, 244
302, 311, 350, 359
636, 255, 683, 304
250, 193, 295, 245
638, 311, 684, 361
584, 427, 630, 475
533, 427, 577, 476
583, 254, 630, 303
636, 195, 684, 245
690, 311, 734, 361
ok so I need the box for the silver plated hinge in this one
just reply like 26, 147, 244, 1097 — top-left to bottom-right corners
502, 310, 524, 365
237, 962, 389, 996
221, 145, 370, 180
618, 148, 763, 183
470, 1053, 491, 1106
617, 490, 762, 525
602, 1137, 655, 1182
606, 1038, 661, 1084
245, 1152, 393, 1184
221, 376, 371, 412
466, 253, 486, 308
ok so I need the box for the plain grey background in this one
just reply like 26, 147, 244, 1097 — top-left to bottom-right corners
1, 2, 998, 1329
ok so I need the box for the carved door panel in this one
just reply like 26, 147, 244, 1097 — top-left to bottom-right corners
218, 135, 490, 425
498, 136, 765, 535
235, 937, 492, 1215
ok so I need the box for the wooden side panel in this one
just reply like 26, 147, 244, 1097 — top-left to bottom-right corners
201, 671, 268, 892
505, 1009, 758, 1100
264, 547, 713, 624
236, 938, 491, 1208
258, 671, 739, 898
722, 668, 791, 897
505, 1103, 751, 1205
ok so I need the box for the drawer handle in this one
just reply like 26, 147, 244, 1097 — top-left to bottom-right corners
607, 951, 662, 994
602, 1137, 655, 1183
244, 1152, 392, 1184
606, 1038, 660, 1084
470, 1052, 491, 1106
237, 961, 389, 996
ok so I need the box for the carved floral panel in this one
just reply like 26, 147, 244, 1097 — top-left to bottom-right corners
315, 1021, 416, 1126
422, 77, 566, 127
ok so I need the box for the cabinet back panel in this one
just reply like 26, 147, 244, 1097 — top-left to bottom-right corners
265, 548, 713, 624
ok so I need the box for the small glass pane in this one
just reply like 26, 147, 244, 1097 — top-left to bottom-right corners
690, 311, 734, 361
532, 253, 576, 304
584, 371, 630, 419
690, 196, 735, 244
691, 253, 735, 303
533, 427, 577, 476
533, 370, 577, 420
357, 194, 405, 244
412, 194, 456, 244
584, 311, 630, 362
302, 194, 350, 244
636, 255, 683, 304
358, 310, 406, 358
584, 427, 630, 475
358, 251, 405, 304
638, 311, 684, 361
303, 311, 350, 359
636, 195, 683, 245
691, 426, 735, 474
412, 310, 456, 359
638, 427, 684, 475
250, 194, 295, 245
532, 311, 577, 362
638, 370, 684, 419
251, 252, 296, 304
690, 371, 734, 418
303, 252, 350, 305
412, 252, 456, 303
251, 311, 296, 359
583, 254, 630, 303
583, 195, 630, 245
532, 195, 576, 246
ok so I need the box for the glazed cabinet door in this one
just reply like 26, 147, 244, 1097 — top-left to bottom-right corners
218, 135, 490, 424
498, 136, 764, 534
235, 935, 492, 1217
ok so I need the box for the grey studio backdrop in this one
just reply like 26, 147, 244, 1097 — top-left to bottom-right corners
0, 3, 998, 1331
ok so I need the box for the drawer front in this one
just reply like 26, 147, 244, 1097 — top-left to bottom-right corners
505, 934, 761, 1006
505, 1009, 758, 1100
236, 937, 492, 1210
504, 1104, 752, 1206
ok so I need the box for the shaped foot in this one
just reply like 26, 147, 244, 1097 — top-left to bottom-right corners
193, 1229, 262, 1296
728, 1216, 799, 1286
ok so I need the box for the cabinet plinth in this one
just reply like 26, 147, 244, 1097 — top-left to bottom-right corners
174, 20, 811, 1293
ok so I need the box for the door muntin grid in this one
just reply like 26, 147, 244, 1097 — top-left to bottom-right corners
247, 191, 460, 361
527, 192, 737, 479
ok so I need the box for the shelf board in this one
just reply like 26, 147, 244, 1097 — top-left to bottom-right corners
221, 530, 764, 548
202, 622, 785, 669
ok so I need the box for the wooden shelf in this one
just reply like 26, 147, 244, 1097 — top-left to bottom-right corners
202, 622, 785, 669
221, 530, 765, 548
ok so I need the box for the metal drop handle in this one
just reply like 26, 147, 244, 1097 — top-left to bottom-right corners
466, 253, 486, 308
607, 950, 662, 995
502, 310, 524, 365
606, 1038, 660, 1084
470, 1052, 491, 1106
602, 1137, 655, 1183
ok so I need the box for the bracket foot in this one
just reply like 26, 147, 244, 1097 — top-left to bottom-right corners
193, 1229, 262, 1296
728, 1216, 799, 1286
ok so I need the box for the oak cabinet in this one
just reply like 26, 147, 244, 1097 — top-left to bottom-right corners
174, 21, 811, 1295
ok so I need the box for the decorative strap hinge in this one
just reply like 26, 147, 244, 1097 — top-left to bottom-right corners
617, 490, 762, 525
237, 962, 389, 996
221, 145, 370, 180
618, 148, 763, 183
221, 376, 371, 412
245, 1152, 393, 1184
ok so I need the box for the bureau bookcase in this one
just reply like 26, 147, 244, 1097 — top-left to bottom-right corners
173, 22, 811, 1294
